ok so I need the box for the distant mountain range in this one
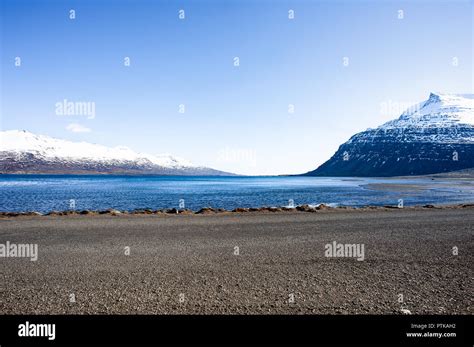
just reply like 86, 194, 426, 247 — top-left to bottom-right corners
0, 130, 231, 175
3, 93, 473, 177
305, 93, 474, 177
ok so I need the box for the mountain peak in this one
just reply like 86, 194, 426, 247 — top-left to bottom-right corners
425, 92, 442, 106
306, 92, 474, 177
388, 93, 474, 127
0, 130, 231, 175
0, 130, 196, 168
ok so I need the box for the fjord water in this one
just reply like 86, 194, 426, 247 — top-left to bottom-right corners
0, 175, 473, 213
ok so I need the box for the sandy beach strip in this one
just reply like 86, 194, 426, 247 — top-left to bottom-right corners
0, 207, 472, 314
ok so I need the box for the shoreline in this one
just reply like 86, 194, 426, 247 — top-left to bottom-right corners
1, 203, 474, 218
2, 167, 474, 178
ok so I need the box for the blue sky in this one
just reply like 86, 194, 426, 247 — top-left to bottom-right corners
1, 0, 472, 175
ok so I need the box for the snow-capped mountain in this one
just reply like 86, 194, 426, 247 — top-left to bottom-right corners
305, 93, 474, 177
0, 130, 231, 175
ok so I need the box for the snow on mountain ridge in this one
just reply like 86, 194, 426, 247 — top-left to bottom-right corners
0, 130, 194, 168
345, 93, 474, 145
381, 93, 474, 129
306, 93, 474, 177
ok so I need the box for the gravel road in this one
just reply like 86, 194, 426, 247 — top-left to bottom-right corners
0, 208, 472, 314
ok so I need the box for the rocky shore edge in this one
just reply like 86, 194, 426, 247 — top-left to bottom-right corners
1, 203, 474, 218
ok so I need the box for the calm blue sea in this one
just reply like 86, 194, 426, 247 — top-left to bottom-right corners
0, 175, 473, 213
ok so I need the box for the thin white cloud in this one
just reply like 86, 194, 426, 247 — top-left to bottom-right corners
66, 123, 91, 133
